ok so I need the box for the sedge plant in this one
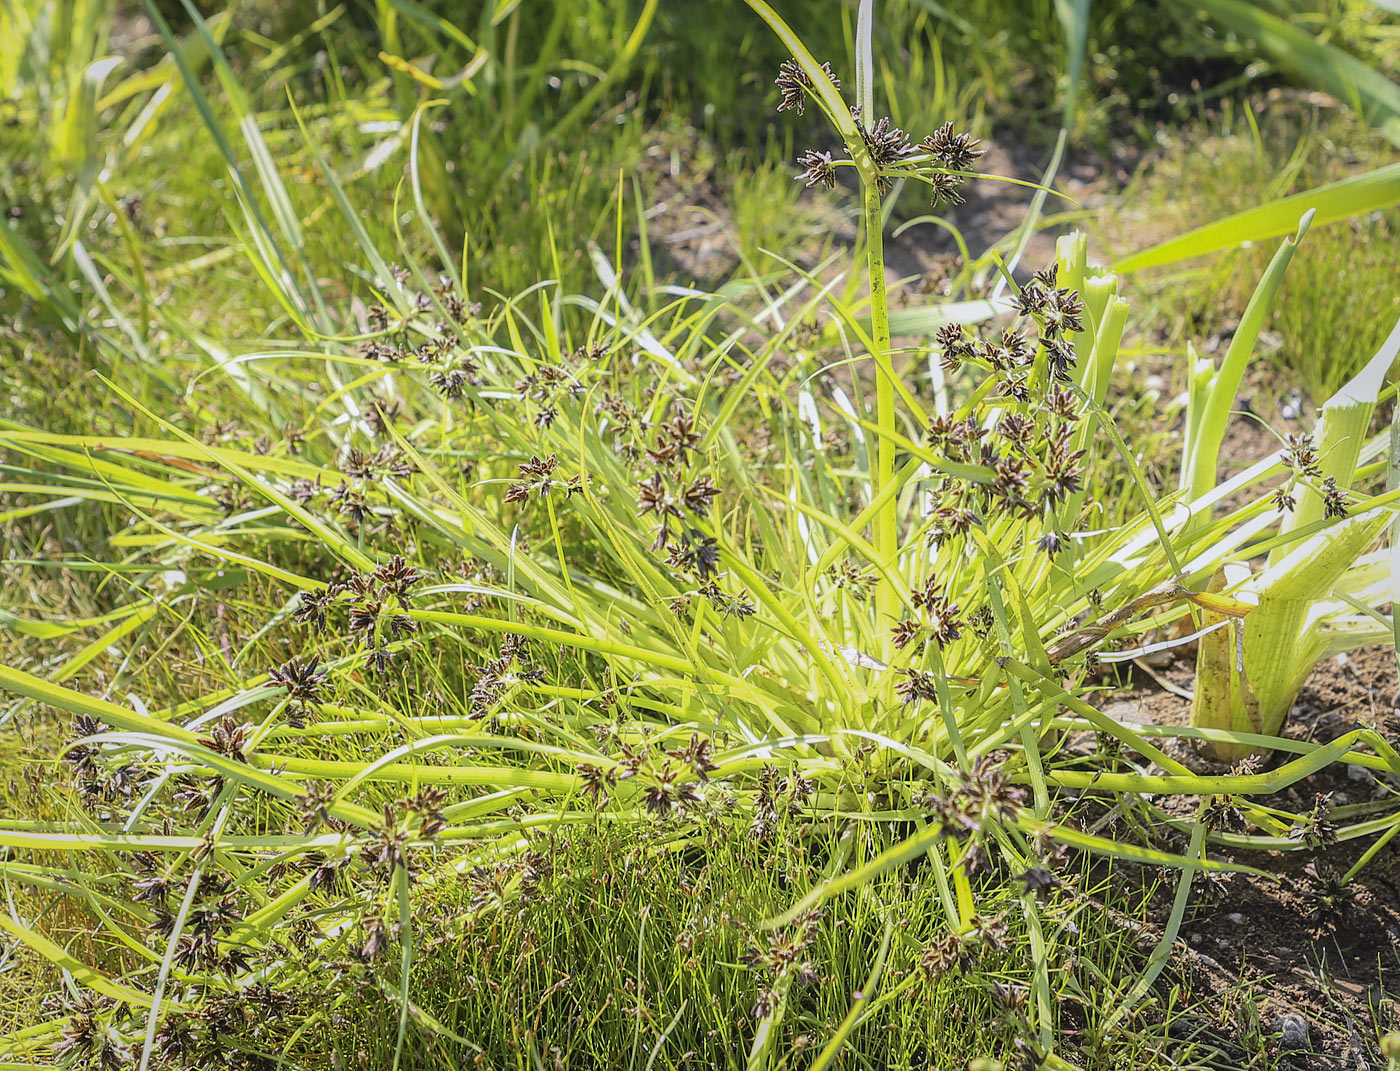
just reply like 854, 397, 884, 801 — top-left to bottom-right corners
3, 2, 1400, 1068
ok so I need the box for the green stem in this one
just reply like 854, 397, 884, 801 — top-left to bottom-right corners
863, 179, 899, 646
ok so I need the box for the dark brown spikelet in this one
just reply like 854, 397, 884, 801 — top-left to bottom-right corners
1321, 475, 1348, 520
897, 668, 939, 704
297, 781, 338, 833
682, 476, 719, 515
920, 120, 984, 173
374, 554, 423, 604
1291, 792, 1338, 848
647, 411, 703, 469
857, 115, 915, 193
505, 453, 560, 503
919, 930, 971, 980
796, 149, 837, 190
1015, 866, 1061, 901
268, 657, 326, 704
198, 714, 251, 763
774, 59, 840, 115
926, 170, 966, 207
891, 619, 923, 651
699, 580, 755, 618
1283, 433, 1322, 479
666, 531, 721, 579
292, 588, 337, 631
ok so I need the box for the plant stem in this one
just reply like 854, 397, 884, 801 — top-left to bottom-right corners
863, 179, 899, 646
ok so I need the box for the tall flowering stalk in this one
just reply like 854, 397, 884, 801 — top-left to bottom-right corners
759, 2, 983, 644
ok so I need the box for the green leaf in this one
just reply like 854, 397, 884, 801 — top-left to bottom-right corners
1170, 0, 1400, 148
1115, 163, 1400, 273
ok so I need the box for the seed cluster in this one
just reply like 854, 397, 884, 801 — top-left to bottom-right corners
777, 59, 982, 205
773, 59, 840, 115
505, 453, 582, 503
1275, 431, 1349, 518
291, 554, 422, 677
326, 443, 414, 530
743, 909, 822, 1018
267, 656, 326, 729
923, 263, 1088, 560
630, 406, 755, 619
468, 634, 544, 723
64, 714, 143, 805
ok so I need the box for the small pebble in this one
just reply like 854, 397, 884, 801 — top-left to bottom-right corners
1273, 1012, 1310, 1050
1226, 912, 1246, 926
1347, 764, 1373, 783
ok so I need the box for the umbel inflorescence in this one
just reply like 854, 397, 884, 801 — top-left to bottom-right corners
780, 58, 984, 204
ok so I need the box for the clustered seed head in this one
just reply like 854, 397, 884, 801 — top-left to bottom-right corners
290, 556, 424, 675
922, 120, 984, 173
124, 870, 252, 978
919, 913, 1008, 982
856, 114, 915, 194
641, 761, 705, 818
918, 121, 985, 206
1283, 432, 1322, 479
1291, 791, 1338, 848
468, 633, 544, 721
1274, 432, 1348, 517
374, 554, 421, 602
776, 59, 981, 204
1302, 861, 1352, 928
918, 258, 1089, 575
63, 715, 145, 805
693, 580, 756, 619
774, 59, 839, 115
505, 453, 564, 503
598, 392, 649, 460
745, 909, 822, 1017
827, 560, 876, 602
752, 763, 814, 838
672, 732, 718, 780
296, 780, 340, 834
665, 530, 720, 578
359, 914, 395, 960
795, 149, 836, 190
328, 443, 414, 531
577, 761, 619, 809
197, 714, 251, 763
896, 668, 940, 704
647, 411, 703, 469
462, 843, 558, 918
146, 984, 302, 1069
1015, 865, 1061, 901
54, 994, 131, 1070
516, 362, 584, 428
628, 405, 757, 618
1321, 475, 1348, 519
268, 656, 327, 728
913, 757, 1026, 875
1202, 793, 1247, 834
894, 577, 965, 656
